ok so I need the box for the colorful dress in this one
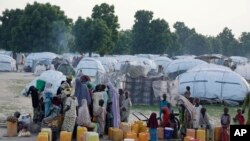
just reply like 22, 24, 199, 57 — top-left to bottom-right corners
62, 97, 78, 132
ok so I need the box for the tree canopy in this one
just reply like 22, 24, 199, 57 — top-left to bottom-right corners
1, 2, 250, 57
0, 2, 72, 53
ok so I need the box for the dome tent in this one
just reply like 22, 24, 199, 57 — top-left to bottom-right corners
230, 56, 249, 65
0, 54, 17, 72
96, 57, 118, 73
178, 64, 250, 101
165, 58, 207, 79
153, 56, 172, 69
76, 58, 106, 83
25, 52, 58, 68
234, 63, 250, 81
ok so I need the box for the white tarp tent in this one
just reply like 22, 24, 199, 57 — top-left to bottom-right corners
136, 57, 158, 72
25, 52, 58, 67
0, 54, 17, 72
178, 65, 250, 101
21, 70, 66, 95
96, 57, 118, 73
165, 58, 207, 75
235, 63, 250, 81
230, 56, 249, 65
153, 56, 172, 69
76, 58, 106, 84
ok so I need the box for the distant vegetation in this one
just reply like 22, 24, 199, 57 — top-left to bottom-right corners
0, 2, 250, 57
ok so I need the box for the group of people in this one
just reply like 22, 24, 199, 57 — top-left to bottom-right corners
147, 86, 248, 141
26, 75, 132, 138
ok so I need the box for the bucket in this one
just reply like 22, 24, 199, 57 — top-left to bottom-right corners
164, 127, 173, 139
36, 79, 46, 92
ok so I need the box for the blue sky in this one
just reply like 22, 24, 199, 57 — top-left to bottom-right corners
0, 0, 249, 38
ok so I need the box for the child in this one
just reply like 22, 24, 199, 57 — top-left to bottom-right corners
193, 98, 202, 129
169, 113, 178, 138
233, 109, 245, 125
220, 107, 230, 141
161, 107, 170, 127
147, 113, 158, 141
199, 107, 213, 141
94, 99, 106, 138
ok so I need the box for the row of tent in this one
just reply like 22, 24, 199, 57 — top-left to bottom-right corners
1, 51, 250, 101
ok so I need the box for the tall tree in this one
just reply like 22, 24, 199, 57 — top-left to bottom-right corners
92, 3, 119, 53
132, 10, 153, 53
208, 36, 223, 54
173, 22, 196, 54
239, 32, 250, 56
0, 9, 23, 52
148, 19, 172, 54
0, 2, 72, 53
72, 17, 111, 57
185, 33, 210, 55
217, 27, 239, 56
113, 30, 132, 54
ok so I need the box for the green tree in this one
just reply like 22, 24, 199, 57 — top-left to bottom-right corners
0, 9, 23, 52
113, 30, 132, 54
208, 36, 223, 54
148, 19, 172, 54
217, 27, 239, 56
92, 3, 119, 52
167, 33, 182, 56
0, 2, 72, 53
173, 22, 196, 54
72, 17, 111, 57
132, 10, 153, 53
185, 33, 210, 55
239, 32, 250, 56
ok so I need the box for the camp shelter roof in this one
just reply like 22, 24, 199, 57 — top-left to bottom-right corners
165, 58, 207, 74
234, 63, 250, 81
0, 54, 16, 71
76, 57, 106, 76
230, 56, 249, 65
96, 57, 118, 73
153, 56, 172, 68
178, 66, 249, 101
25, 52, 58, 67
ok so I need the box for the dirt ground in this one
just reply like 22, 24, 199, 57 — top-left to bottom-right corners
0, 72, 36, 140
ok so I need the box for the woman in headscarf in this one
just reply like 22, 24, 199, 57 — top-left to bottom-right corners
92, 84, 108, 114
43, 82, 53, 118
62, 89, 78, 132
74, 79, 91, 107
107, 82, 120, 128
26, 86, 41, 123
76, 99, 96, 130
161, 107, 170, 127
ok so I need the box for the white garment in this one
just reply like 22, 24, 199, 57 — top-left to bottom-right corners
193, 105, 202, 128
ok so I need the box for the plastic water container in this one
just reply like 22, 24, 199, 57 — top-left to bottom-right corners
164, 127, 174, 139
36, 79, 46, 92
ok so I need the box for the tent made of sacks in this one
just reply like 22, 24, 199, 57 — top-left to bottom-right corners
178, 64, 250, 101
